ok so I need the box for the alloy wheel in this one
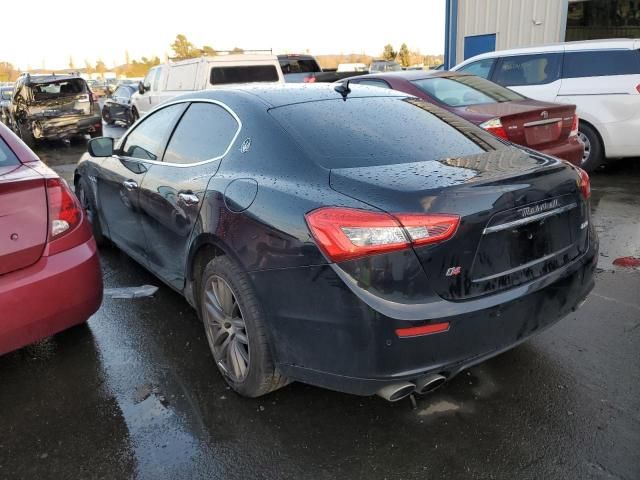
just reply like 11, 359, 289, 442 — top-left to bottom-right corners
578, 131, 591, 166
203, 275, 250, 382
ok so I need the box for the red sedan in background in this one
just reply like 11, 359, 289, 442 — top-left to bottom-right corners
0, 122, 102, 355
344, 71, 584, 165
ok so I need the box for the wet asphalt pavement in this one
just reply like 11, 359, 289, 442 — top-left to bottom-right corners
1, 129, 639, 479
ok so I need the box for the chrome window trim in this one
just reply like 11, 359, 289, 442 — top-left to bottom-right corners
117, 98, 243, 168
483, 202, 578, 234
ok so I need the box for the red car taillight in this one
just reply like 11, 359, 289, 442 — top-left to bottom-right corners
305, 207, 460, 262
577, 167, 591, 200
479, 118, 509, 140
303, 76, 316, 83
570, 114, 579, 137
46, 178, 82, 241
636, 83, 640, 94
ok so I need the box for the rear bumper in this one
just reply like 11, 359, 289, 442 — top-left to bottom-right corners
32, 114, 102, 140
0, 237, 103, 355
250, 233, 598, 396
538, 135, 584, 166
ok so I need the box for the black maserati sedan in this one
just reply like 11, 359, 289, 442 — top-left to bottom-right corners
101, 84, 138, 127
75, 84, 597, 401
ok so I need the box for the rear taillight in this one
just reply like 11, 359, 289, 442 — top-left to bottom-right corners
303, 76, 316, 83
305, 208, 460, 262
570, 114, 579, 136
577, 167, 591, 200
46, 178, 82, 240
479, 118, 509, 140
636, 83, 640, 94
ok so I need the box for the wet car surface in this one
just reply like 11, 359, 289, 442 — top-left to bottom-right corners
1, 132, 639, 479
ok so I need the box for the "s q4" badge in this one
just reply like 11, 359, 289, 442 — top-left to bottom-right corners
446, 266, 462, 277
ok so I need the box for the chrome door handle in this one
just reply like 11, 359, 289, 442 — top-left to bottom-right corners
122, 180, 138, 190
178, 192, 199, 205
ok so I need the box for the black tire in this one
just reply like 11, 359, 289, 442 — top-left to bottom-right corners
126, 109, 135, 127
200, 256, 288, 397
76, 176, 107, 247
131, 107, 139, 123
102, 109, 115, 125
18, 123, 36, 149
578, 122, 604, 172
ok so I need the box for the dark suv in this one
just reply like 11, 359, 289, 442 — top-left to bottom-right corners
10, 74, 102, 147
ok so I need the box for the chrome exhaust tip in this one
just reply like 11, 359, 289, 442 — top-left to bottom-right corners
376, 382, 416, 402
415, 374, 447, 395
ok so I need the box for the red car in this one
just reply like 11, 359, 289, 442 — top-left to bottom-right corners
346, 71, 584, 165
0, 122, 102, 355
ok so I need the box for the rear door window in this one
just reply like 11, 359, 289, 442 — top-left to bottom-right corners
493, 53, 562, 86
456, 58, 496, 79
270, 97, 485, 169
210, 65, 279, 85
562, 50, 640, 78
163, 102, 239, 164
0, 138, 20, 168
120, 103, 187, 160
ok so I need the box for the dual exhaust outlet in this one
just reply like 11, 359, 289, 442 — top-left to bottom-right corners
377, 374, 447, 402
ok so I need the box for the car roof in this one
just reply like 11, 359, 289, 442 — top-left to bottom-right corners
180, 83, 408, 109
24, 74, 83, 84
350, 70, 471, 81
455, 38, 640, 66
277, 54, 317, 60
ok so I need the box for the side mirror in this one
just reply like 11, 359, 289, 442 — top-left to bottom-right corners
138, 81, 148, 95
88, 137, 114, 157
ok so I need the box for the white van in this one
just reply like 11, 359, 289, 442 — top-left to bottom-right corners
452, 39, 640, 171
132, 54, 284, 119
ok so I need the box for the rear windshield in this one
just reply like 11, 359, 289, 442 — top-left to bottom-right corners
279, 58, 321, 74
0, 138, 20, 168
210, 65, 279, 85
271, 97, 485, 169
30, 79, 86, 99
412, 75, 525, 107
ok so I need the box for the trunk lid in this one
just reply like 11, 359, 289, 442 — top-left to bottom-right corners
461, 100, 576, 147
0, 164, 48, 275
330, 147, 589, 300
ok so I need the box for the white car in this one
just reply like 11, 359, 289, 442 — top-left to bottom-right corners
452, 39, 640, 171
132, 54, 284, 119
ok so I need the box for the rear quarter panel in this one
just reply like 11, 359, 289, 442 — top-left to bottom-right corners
189, 100, 375, 274
556, 75, 640, 157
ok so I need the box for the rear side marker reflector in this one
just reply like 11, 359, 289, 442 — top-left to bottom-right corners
396, 322, 450, 338
305, 208, 460, 262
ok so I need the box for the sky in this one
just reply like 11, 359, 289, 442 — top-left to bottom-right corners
1, 0, 445, 70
